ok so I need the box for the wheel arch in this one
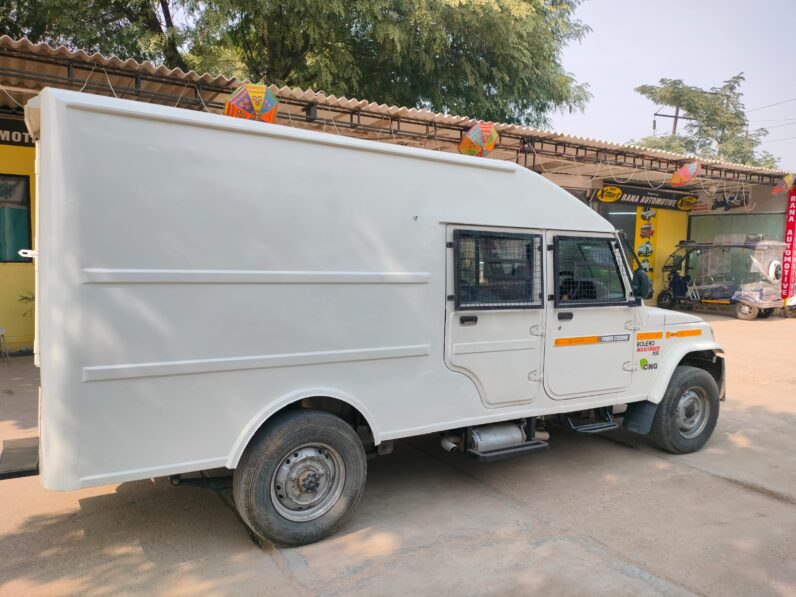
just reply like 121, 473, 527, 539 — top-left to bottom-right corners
227, 388, 381, 469
648, 343, 725, 405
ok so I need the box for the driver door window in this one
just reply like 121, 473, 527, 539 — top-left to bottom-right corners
555, 237, 628, 307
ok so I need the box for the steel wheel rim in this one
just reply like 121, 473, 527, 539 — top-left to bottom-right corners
271, 443, 346, 522
676, 387, 710, 439
738, 303, 753, 315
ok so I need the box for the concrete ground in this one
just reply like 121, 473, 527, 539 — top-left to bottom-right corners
1, 312, 795, 596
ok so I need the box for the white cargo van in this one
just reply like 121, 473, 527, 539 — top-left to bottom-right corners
9, 89, 725, 545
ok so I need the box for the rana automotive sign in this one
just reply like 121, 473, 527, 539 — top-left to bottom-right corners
781, 187, 796, 300
596, 184, 697, 211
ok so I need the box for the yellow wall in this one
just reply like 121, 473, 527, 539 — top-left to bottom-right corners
0, 142, 36, 352
651, 209, 688, 299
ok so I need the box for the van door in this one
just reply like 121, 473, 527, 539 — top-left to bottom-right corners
544, 233, 636, 399
445, 227, 546, 407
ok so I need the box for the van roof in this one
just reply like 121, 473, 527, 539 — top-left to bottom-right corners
28, 88, 614, 234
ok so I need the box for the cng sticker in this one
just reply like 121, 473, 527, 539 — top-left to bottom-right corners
640, 358, 658, 371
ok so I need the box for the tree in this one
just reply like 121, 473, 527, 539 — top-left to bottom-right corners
1, 0, 189, 70
190, 0, 591, 126
630, 74, 778, 168
2, 0, 591, 127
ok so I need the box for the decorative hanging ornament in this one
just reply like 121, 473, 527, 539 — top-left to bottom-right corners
224, 84, 279, 123
772, 173, 794, 196
458, 122, 499, 157
670, 161, 701, 187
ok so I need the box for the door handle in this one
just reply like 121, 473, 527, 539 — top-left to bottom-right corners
557, 312, 574, 321
459, 315, 478, 325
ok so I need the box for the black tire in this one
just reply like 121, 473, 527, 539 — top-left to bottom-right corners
734, 302, 758, 320
785, 307, 796, 319
758, 308, 775, 319
233, 409, 367, 546
656, 290, 675, 309
650, 365, 720, 454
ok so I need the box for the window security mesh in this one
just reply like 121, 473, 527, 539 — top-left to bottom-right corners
454, 231, 543, 310
555, 237, 627, 306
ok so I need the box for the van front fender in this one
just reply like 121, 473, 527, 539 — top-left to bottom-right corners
646, 340, 724, 405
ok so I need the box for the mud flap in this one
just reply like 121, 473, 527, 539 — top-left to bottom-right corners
622, 401, 658, 435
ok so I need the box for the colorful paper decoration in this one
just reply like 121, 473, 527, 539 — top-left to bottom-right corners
224, 84, 279, 123
670, 161, 701, 187
772, 173, 794, 196
458, 122, 499, 157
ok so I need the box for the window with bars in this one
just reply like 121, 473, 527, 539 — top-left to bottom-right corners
554, 236, 628, 307
0, 175, 31, 263
454, 230, 543, 310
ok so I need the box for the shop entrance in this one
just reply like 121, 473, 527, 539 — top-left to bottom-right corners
593, 185, 693, 300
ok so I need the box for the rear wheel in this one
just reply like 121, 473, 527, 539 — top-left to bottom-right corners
735, 302, 758, 320
758, 308, 775, 319
233, 409, 367, 546
650, 365, 720, 454
657, 290, 675, 309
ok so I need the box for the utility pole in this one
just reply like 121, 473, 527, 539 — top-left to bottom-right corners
653, 106, 694, 135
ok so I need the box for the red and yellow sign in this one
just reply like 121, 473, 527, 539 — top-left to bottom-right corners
782, 187, 796, 300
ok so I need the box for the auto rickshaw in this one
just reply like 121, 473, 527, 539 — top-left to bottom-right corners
657, 236, 796, 320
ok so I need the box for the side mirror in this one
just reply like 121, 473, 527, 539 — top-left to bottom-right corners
631, 269, 653, 301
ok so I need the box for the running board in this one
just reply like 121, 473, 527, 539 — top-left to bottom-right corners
0, 437, 39, 480
560, 408, 619, 434
466, 439, 549, 462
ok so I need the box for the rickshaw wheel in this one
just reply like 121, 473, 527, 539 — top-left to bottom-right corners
758, 308, 775, 319
656, 290, 675, 309
735, 302, 759, 320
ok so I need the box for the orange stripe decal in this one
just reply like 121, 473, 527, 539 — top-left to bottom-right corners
555, 336, 600, 347
555, 333, 631, 347
637, 331, 663, 340
666, 328, 702, 338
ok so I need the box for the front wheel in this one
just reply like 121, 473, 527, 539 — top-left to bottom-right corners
650, 366, 720, 454
735, 302, 758, 320
233, 409, 367, 546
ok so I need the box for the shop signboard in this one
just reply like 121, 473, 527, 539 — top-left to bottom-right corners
782, 187, 796, 300
0, 118, 34, 147
595, 184, 697, 211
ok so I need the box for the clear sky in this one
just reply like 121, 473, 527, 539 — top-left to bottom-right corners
552, 0, 796, 171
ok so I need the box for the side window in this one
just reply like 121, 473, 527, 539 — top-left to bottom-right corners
0, 175, 31, 262
555, 236, 628, 306
454, 230, 543, 310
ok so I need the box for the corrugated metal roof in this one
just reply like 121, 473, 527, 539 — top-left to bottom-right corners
0, 35, 239, 112
268, 84, 787, 177
0, 36, 786, 184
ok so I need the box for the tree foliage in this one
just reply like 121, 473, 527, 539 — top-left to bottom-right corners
630, 74, 778, 168
1, 0, 590, 126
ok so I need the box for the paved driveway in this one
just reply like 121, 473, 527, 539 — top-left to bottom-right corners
1, 313, 794, 596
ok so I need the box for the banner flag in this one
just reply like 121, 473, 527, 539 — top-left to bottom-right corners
782, 187, 796, 300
